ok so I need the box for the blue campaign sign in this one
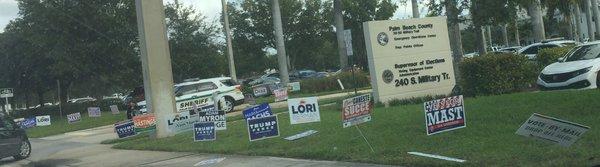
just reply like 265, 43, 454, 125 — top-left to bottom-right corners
194, 122, 216, 141
20, 118, 36, 129
247, 115, 279, 141
243, 103, 273, 120
115, 120, 137, 138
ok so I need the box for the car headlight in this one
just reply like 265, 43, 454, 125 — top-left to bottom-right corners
571, 67, 592, 78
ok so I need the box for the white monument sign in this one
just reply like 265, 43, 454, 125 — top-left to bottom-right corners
363, 17, 455, 103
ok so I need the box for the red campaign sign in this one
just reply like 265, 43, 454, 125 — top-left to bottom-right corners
342, 100, 372, 120
424, 95, 466, 135
133, 114, 156, 129
273, 89, 288, 102
342, 94, 373, 128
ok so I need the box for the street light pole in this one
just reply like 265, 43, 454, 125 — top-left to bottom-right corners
222, 0, 237, 82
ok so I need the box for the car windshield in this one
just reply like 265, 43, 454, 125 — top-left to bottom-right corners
563, 44, 600, 62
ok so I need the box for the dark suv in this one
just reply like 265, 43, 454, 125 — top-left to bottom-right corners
0, 112, 31, 160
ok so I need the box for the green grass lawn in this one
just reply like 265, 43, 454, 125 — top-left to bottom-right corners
25, 111, 127, 138
110, 90, 600, 166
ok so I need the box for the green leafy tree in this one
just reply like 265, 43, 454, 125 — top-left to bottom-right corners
166, 1, 227, 82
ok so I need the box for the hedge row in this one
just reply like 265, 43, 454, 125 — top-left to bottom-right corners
459, 53, 537, 96
536, 46, 574, 70
10, 99, 125, 119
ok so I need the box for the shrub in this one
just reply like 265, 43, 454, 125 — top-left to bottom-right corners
299, 71, 370, 94
459, 53, 537, 96
10, 99, 125, 119
536, 46, 573, 70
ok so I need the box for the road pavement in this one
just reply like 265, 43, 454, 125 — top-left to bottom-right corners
0, 89, 389, 167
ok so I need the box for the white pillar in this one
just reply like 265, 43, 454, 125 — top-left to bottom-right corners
135, 0, 178, 138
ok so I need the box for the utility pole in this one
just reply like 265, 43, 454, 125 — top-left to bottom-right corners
271, 0, 290, 84
411, 0, 419, 18
135, 0, 178, 138
222, 0, 237, 82
334, 0, 348, 69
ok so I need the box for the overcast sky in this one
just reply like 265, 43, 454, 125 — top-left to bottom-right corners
0, 0, 425, 33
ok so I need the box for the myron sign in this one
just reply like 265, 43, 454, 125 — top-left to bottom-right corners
363, 17, 455, 103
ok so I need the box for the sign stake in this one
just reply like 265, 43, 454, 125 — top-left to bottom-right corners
355, 125, 375, 153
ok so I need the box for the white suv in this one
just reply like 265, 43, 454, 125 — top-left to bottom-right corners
137, 77, 244, 113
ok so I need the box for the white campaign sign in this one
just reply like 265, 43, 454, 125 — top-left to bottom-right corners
110, 105, 120, 114
363, 17, 456, 103
288, 97, 321, 124
35, 115, 51, 126
0, 88, 13, 98
516, 113, 590, 147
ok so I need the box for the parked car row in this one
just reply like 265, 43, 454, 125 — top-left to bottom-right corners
464, 38, 598, 91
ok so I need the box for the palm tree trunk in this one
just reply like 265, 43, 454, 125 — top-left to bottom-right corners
486, 26, 493, 47
476, 26, 487, 55
574, 2, 583, 42
334, 0, 348, 69
412, 0, 419, 18
591, 0, 600, 39
565, 13, 574, 40
527, 0, 546, 42
501, 24, 509, 46
445, 0, 463, 89
584, 0, 595, 41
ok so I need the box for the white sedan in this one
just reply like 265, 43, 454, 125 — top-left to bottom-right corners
537, 42, 600, 90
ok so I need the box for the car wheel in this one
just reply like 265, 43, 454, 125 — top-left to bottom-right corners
13, 140, 31, 160
219, 97, 235, 113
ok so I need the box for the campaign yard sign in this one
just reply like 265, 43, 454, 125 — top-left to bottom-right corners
252, 85, 269, 97
288, 97, 321, 124
166, 111, 199, 134
110, 105, 120, 114
35, 115, 51, 126
21, 118, 37, 129
287, 82, 301, 92
247, 115, 279, 141
67, 112, 82, 124
133, 114, 156, 132
194, 122, 216, 141
423, 95, 466, 135
273, 88, 288, 102
243, 103, 273, 120
88, 107, 102, 117
516, 113, 590, 147
198, 107, 227, 130
115, 120, 136, 138
342, 94, 373, 128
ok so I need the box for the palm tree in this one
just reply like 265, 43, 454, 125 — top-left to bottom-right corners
527, 0, 546, 42
412, 0, 419, 18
